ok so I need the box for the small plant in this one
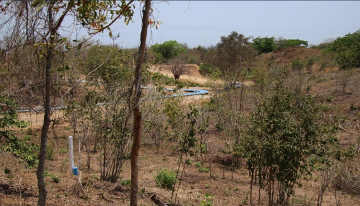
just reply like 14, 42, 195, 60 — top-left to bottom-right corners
225, 188, 231, 196
210, 174, 218, 180
155, 169, 176, 190
44, 167, 51, 177
350, 104, 356, 111
59, 134, 67, 139
198, 167, 210, 173
326, 96, 334, 102
4, 167, 11, 174
185, 159, 192, 165
320, 104, 331, 111
59, 149, 67, 155
51, 175, 60, 183
195, 162, 202, 168
46, 144, 55, 160
200, 193, 213, 206
23, 135, 32, 141
120, 179, 131, 186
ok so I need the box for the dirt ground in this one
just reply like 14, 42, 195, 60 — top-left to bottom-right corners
1, 61, 360, 205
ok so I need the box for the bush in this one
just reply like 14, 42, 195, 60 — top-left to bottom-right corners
198, 167, 210, 173
200, 193, 213, 206
155, 169, 177, 190
46, 144, 55, 160
195, 162, 202, 168
199, 63, 221, 78
327, 30, 360, 69
120, 179, 131, 186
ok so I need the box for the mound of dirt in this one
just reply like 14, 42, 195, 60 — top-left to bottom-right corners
149, 64, 209, 84
258, 47, 320, 66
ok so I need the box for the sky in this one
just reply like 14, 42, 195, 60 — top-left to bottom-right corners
79, 1, 360, 48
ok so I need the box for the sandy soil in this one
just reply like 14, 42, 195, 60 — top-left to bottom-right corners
149, 64, 210, 85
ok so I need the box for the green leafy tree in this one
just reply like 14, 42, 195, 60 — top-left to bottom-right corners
277, 38, 308, 49
151, 40, 186, 61
253, 36, 277, 55
327, 30, 360, 69
241, 82, 336, 206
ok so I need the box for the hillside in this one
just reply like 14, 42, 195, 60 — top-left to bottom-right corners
1, 47, 360, 206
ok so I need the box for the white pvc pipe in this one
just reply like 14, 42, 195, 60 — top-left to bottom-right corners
68, 136, 74, 175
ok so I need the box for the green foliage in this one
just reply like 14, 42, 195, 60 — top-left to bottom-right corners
0, 90, 38, 168
198, 167, 209, 173
253, 36, 277, 54
279, 38, 308, 48
179, 106, 199, 156
46, 144, 55, 160
240, 81, 336, 205
155, 169, 177, 190
76, 0, 135, 33
151, 72, 175, 86
200, 193, 213, 206
327, 30, 360, 69
199, 63, 222, 78
151, 40, 186, 61
120, 179, 131, 186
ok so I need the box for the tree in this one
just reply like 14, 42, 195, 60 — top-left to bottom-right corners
327, 30, 360, 69
214, 31, 256, 81
130, 1, 151, 205
253, 36, 277, 55
1, 1, 138, 205
277, 38, 308, 49
241, 82, 335, 206
151, 40, 186, 61
168, 54, 188, 80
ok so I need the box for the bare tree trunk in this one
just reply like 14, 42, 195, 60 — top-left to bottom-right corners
36, 4, 55, 206
36, 2, 70, 205
250, 169, 254, 206
130, 1, 150, 205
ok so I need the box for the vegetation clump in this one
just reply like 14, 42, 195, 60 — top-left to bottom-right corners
155, 169, 177, 190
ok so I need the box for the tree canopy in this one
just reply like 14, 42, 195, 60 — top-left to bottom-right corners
214, 31, 256, 79
253, 36, 277, 55
327, 30, 360, 69
277, 38, 308, 49
151, 40, 186, 61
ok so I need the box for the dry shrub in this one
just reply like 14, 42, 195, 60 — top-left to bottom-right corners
333, 174, 360, 196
